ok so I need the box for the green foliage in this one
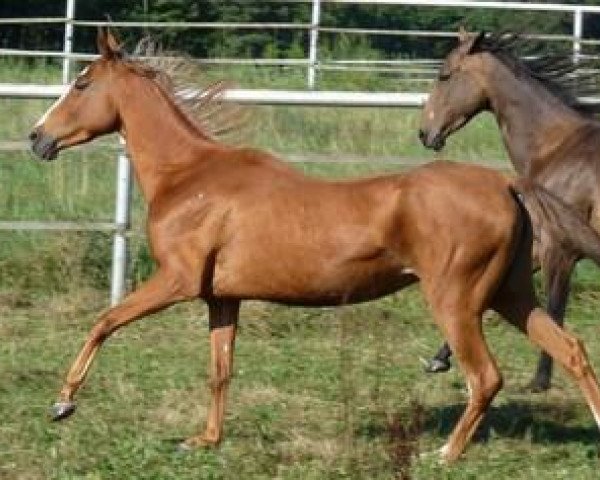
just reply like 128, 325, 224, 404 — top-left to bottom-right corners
1, 1, 596, 63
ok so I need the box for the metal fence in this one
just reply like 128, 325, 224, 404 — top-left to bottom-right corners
1, 0, 599, 304
2, 0, 600, 87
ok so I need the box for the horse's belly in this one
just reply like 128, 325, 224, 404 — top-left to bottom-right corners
212, 254, 417, 306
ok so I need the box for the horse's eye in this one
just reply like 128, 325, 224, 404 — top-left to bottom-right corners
74, 78, 90, 91
438, 72, 451, 81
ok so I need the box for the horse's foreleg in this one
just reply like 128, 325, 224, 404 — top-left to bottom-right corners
433, 310, 502, 463
528, 252, 575, 392
51, 269, 188, 421
181, 299, 239, 449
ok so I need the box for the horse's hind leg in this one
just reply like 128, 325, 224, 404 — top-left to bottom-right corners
528, 250, 576, 392
51, 269, 189, 421
493, 261, 600, 430
424, 342, 453, 373
181, 299, 239, 449
498, 302, 600, 428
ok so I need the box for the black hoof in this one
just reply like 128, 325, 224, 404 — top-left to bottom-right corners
50, 401, 76, 421
525, 379, 551, 393
424, 358, 452, 374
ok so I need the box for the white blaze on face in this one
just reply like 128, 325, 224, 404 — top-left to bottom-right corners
34, 66, 89, 129
428, 109, 435, 122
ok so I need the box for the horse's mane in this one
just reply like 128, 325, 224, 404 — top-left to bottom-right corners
124, 39, 251, 145
475, 32, 600, 115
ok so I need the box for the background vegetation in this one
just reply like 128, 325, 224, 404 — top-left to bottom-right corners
1, 2, 600, 479
2, 0, 600, 60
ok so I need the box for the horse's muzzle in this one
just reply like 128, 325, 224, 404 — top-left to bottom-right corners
418, 128, 446, 151
29, 128, 58, 161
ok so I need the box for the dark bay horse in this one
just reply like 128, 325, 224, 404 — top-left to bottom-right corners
420, 29, 600, 391
29, 29, 600, 463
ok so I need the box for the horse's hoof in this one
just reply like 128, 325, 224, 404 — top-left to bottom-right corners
177, 441, 194, 453
178, 436, 219, 451
423, 358, 452, 374
50, 401, 76, 421
525, 379, 550, 393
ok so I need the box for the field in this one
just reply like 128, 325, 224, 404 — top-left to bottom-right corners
1, 59, 600, 479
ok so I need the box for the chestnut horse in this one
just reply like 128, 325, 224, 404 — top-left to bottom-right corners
29, 29, 600, 463
420, 29, 600, 391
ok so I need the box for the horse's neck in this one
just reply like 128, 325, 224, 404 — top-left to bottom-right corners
484, 60, 586, 176
118, 77, 212, 201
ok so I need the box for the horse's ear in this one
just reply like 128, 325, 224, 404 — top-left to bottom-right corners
97, 27, 123, 59
458, 29, 485, 55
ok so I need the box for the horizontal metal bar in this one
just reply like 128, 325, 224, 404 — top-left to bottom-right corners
72, 20, 310, 30
5, 83, 600, 111
4, 83, 599, 108
0, 49, 97, 61
0, 84, 65, 98
199, 58, 441, 66
3, 47, 600, 67
0, 84, 429, 106
318, 28, 600, 45
198, 58, 308, 66
229, 89, 429, 106
0, 17, 68, 25
0, 50, 430, 65
0, 221, 116, 231
318, 65, 435, 74
319, 27, 456, 37
325, 1, 600, 14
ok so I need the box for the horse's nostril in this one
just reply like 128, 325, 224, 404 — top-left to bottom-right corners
29, 130, 38, 142
418, 129, 426, 141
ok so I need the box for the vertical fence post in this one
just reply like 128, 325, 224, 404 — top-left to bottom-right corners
308, 0, 321, 89
110, 138, 132, 306
62, 0, 75, 84
573, 7, 583, 63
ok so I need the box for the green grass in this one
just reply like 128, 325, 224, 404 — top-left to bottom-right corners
2, 61, 599, 478
1, 272, 600, 479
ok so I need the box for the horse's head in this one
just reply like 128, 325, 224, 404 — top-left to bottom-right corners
419, 28, 489, 151
30, 28, 124, 161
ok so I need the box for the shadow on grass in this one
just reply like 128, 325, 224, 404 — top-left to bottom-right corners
429, 400, 598, 445
356, 399, 598, 446
437, 400, 596, 446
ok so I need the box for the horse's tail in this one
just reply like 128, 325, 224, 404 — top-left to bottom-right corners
512, 178, 600, 266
